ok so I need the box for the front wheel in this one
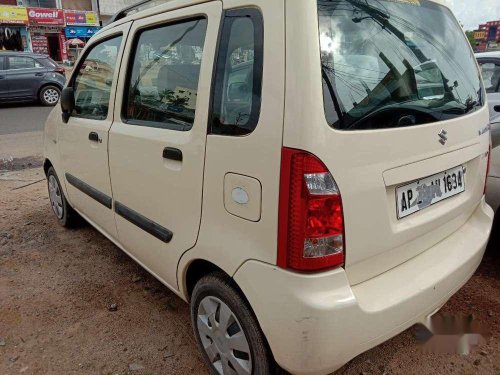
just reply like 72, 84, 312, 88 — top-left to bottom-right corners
39, 85, 61, 106
191, 272, 275, 375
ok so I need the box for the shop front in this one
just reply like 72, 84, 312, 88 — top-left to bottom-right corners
0, 5, 30, 52
27, 7, 67, 62
63, 10, 99, 62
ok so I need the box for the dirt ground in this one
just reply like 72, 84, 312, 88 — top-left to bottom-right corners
0, 166, 499, 375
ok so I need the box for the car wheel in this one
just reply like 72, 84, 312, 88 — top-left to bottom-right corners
47, 167, 79, 227
191, 272, 275, 375
40, 85, 61, 106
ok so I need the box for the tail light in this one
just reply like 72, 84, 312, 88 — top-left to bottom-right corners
54, 67, 65, 75
484, 142, 491, 195
278, 148, 345, 272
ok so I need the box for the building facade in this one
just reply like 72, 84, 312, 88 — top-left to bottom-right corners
0, 0, 100, 62
473, 20, 500, 52
97, 0, 138, 24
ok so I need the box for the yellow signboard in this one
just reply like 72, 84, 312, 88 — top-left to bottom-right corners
85, 12, 97, 25
0, 5, 29, 25
474, 31, 486, 40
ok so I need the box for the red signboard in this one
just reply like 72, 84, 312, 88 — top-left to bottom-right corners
64, 10, 86, 25
27, 7, 64, 26
31, 34, 49, 55
59, 32, 68, 61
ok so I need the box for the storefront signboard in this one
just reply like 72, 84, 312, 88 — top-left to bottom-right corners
28, 7, 64, 26
31, 34, 49, 54
65, 26, 100, 38
64, 10, 98, 26
0, 5, 28, 25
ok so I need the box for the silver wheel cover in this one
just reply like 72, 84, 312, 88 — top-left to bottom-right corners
197, 296, 252, 375
43, 88, 60, 104
48, 175, 64, 219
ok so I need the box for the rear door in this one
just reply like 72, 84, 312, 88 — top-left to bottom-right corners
108, 2, 222, 290
58, 23, 131, 238
0, 56, 8, 99
5, 55, 46, 98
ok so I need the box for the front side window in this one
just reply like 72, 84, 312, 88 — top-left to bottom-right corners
210, 9, 264, 136
318, 0, 484, 131
124, 19, 208, 131
8, 56, 42, 69
479, 62, 500, 93
73, 36, 122, 120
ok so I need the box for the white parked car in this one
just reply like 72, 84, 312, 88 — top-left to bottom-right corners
476, 51, 500, 119
43, 0, 494, 374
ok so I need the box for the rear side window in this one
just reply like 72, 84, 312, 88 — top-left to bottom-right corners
7, 56, 42, 69
40, 57, 58, 68
479, 62, 500, 93
72, 36, 122, 120
210, 9, 264, 136
123, 18, 208, 131
0, 56, 4, 70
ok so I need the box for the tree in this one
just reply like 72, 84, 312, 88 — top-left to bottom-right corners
465, 31, 477, 49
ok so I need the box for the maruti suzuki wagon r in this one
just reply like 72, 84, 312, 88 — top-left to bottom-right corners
43, 0, 494, 374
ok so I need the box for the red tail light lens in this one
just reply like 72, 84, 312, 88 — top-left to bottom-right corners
484, 142, 491, 195
54, 67, 65, 75
278, 148, 345, 272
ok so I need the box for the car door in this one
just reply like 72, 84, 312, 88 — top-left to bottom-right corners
58, 23, 131, 239
478, 58, 500, 118
0, 56, 8, 99
5, 55, 47, 99
108, 2, 222, 290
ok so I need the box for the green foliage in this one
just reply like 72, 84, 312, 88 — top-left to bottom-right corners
465, 31, 477, 48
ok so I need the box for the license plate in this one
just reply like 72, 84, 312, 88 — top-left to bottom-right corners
397, 166, 465, 219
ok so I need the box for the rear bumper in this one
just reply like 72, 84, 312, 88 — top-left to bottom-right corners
234, 198, 494, 375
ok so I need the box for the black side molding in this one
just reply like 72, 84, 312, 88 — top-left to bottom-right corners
114, 202, 173, 243
65, 173, 112, 209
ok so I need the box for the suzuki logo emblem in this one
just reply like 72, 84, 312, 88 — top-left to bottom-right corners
438, 130, 448, 145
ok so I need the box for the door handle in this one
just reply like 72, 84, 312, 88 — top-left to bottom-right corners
163, 147, 183, 161
88, 132, 101, 143
35, 72, 44, 77
0, 76, 4, 79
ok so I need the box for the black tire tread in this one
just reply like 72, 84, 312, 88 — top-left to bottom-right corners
47, 167, 80, 228
39, 85, 61, 106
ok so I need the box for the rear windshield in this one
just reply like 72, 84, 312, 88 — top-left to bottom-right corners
318, 0, 484, 131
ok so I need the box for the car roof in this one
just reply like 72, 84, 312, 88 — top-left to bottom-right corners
0, 51, 49, 59
475, 51, 500, 59
100, 0, 451, 32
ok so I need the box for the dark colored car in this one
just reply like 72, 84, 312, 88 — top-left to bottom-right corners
0, 52, 66, 106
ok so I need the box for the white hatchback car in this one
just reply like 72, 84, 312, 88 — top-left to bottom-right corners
43, 0, 494, 374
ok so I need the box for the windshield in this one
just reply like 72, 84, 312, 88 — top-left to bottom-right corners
318, 0, 484, 131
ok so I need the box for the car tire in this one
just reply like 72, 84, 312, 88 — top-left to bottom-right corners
39, 85, 61, 106
47, 167, 79, 227
191, 272, 275, 375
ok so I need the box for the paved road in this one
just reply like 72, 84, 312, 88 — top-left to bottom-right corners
0, 103, 53, 135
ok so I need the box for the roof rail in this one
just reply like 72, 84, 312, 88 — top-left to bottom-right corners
107, 0, 170, 24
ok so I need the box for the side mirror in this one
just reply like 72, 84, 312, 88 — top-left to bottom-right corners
61, 87, 75, 123
494, 105, 500, 114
